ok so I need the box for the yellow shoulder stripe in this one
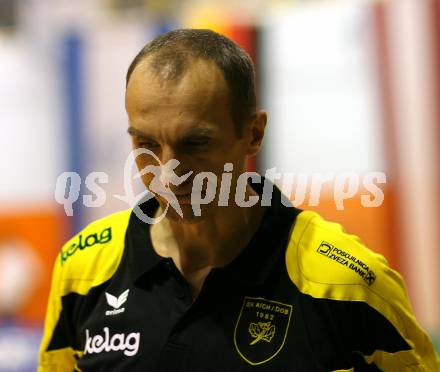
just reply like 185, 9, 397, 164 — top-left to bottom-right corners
285, 210, 440, 370
39, 209, 132, 370
59, 208, 132, 296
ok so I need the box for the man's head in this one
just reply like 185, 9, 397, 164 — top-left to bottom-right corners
125, 29, 267, 222
126, 28, 257, 134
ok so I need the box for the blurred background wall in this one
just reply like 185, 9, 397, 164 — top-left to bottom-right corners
0, 0, 439, 369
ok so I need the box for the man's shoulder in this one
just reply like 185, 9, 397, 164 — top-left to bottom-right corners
285, 212, 440, 369
56, 209, 132, 296
285, 210, 404, 309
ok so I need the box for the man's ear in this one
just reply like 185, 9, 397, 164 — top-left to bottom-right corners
246, 110, 267, 156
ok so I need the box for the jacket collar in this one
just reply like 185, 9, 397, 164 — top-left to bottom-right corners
125, 177, 301, 286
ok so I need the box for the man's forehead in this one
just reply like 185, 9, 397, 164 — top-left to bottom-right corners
126, 57, 229, 102
125, 56, 235, 136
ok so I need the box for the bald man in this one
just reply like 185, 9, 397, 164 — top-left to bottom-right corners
39, 29, 440, 371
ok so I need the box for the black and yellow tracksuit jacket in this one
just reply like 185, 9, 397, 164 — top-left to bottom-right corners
39, 183, 440, 371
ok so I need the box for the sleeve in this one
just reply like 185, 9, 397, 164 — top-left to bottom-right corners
38, 254, 80, 372
286, 210, 440, 371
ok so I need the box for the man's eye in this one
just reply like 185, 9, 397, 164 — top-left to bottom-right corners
183, 137, 211, 147
137, 141, 159, 149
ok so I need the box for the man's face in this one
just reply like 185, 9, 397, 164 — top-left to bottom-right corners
125, 57, 260, 222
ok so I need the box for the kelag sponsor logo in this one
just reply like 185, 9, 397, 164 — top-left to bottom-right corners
60, 227, 112, 265
317, 241, 376, 285
84, 327, 140, 357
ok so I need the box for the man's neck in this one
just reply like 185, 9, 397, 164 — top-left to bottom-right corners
149, 184, 266, 283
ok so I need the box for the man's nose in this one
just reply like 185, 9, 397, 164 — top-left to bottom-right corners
159, 146, 192, 180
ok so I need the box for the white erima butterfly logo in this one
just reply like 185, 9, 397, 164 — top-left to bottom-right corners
105, 289, 129, 316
